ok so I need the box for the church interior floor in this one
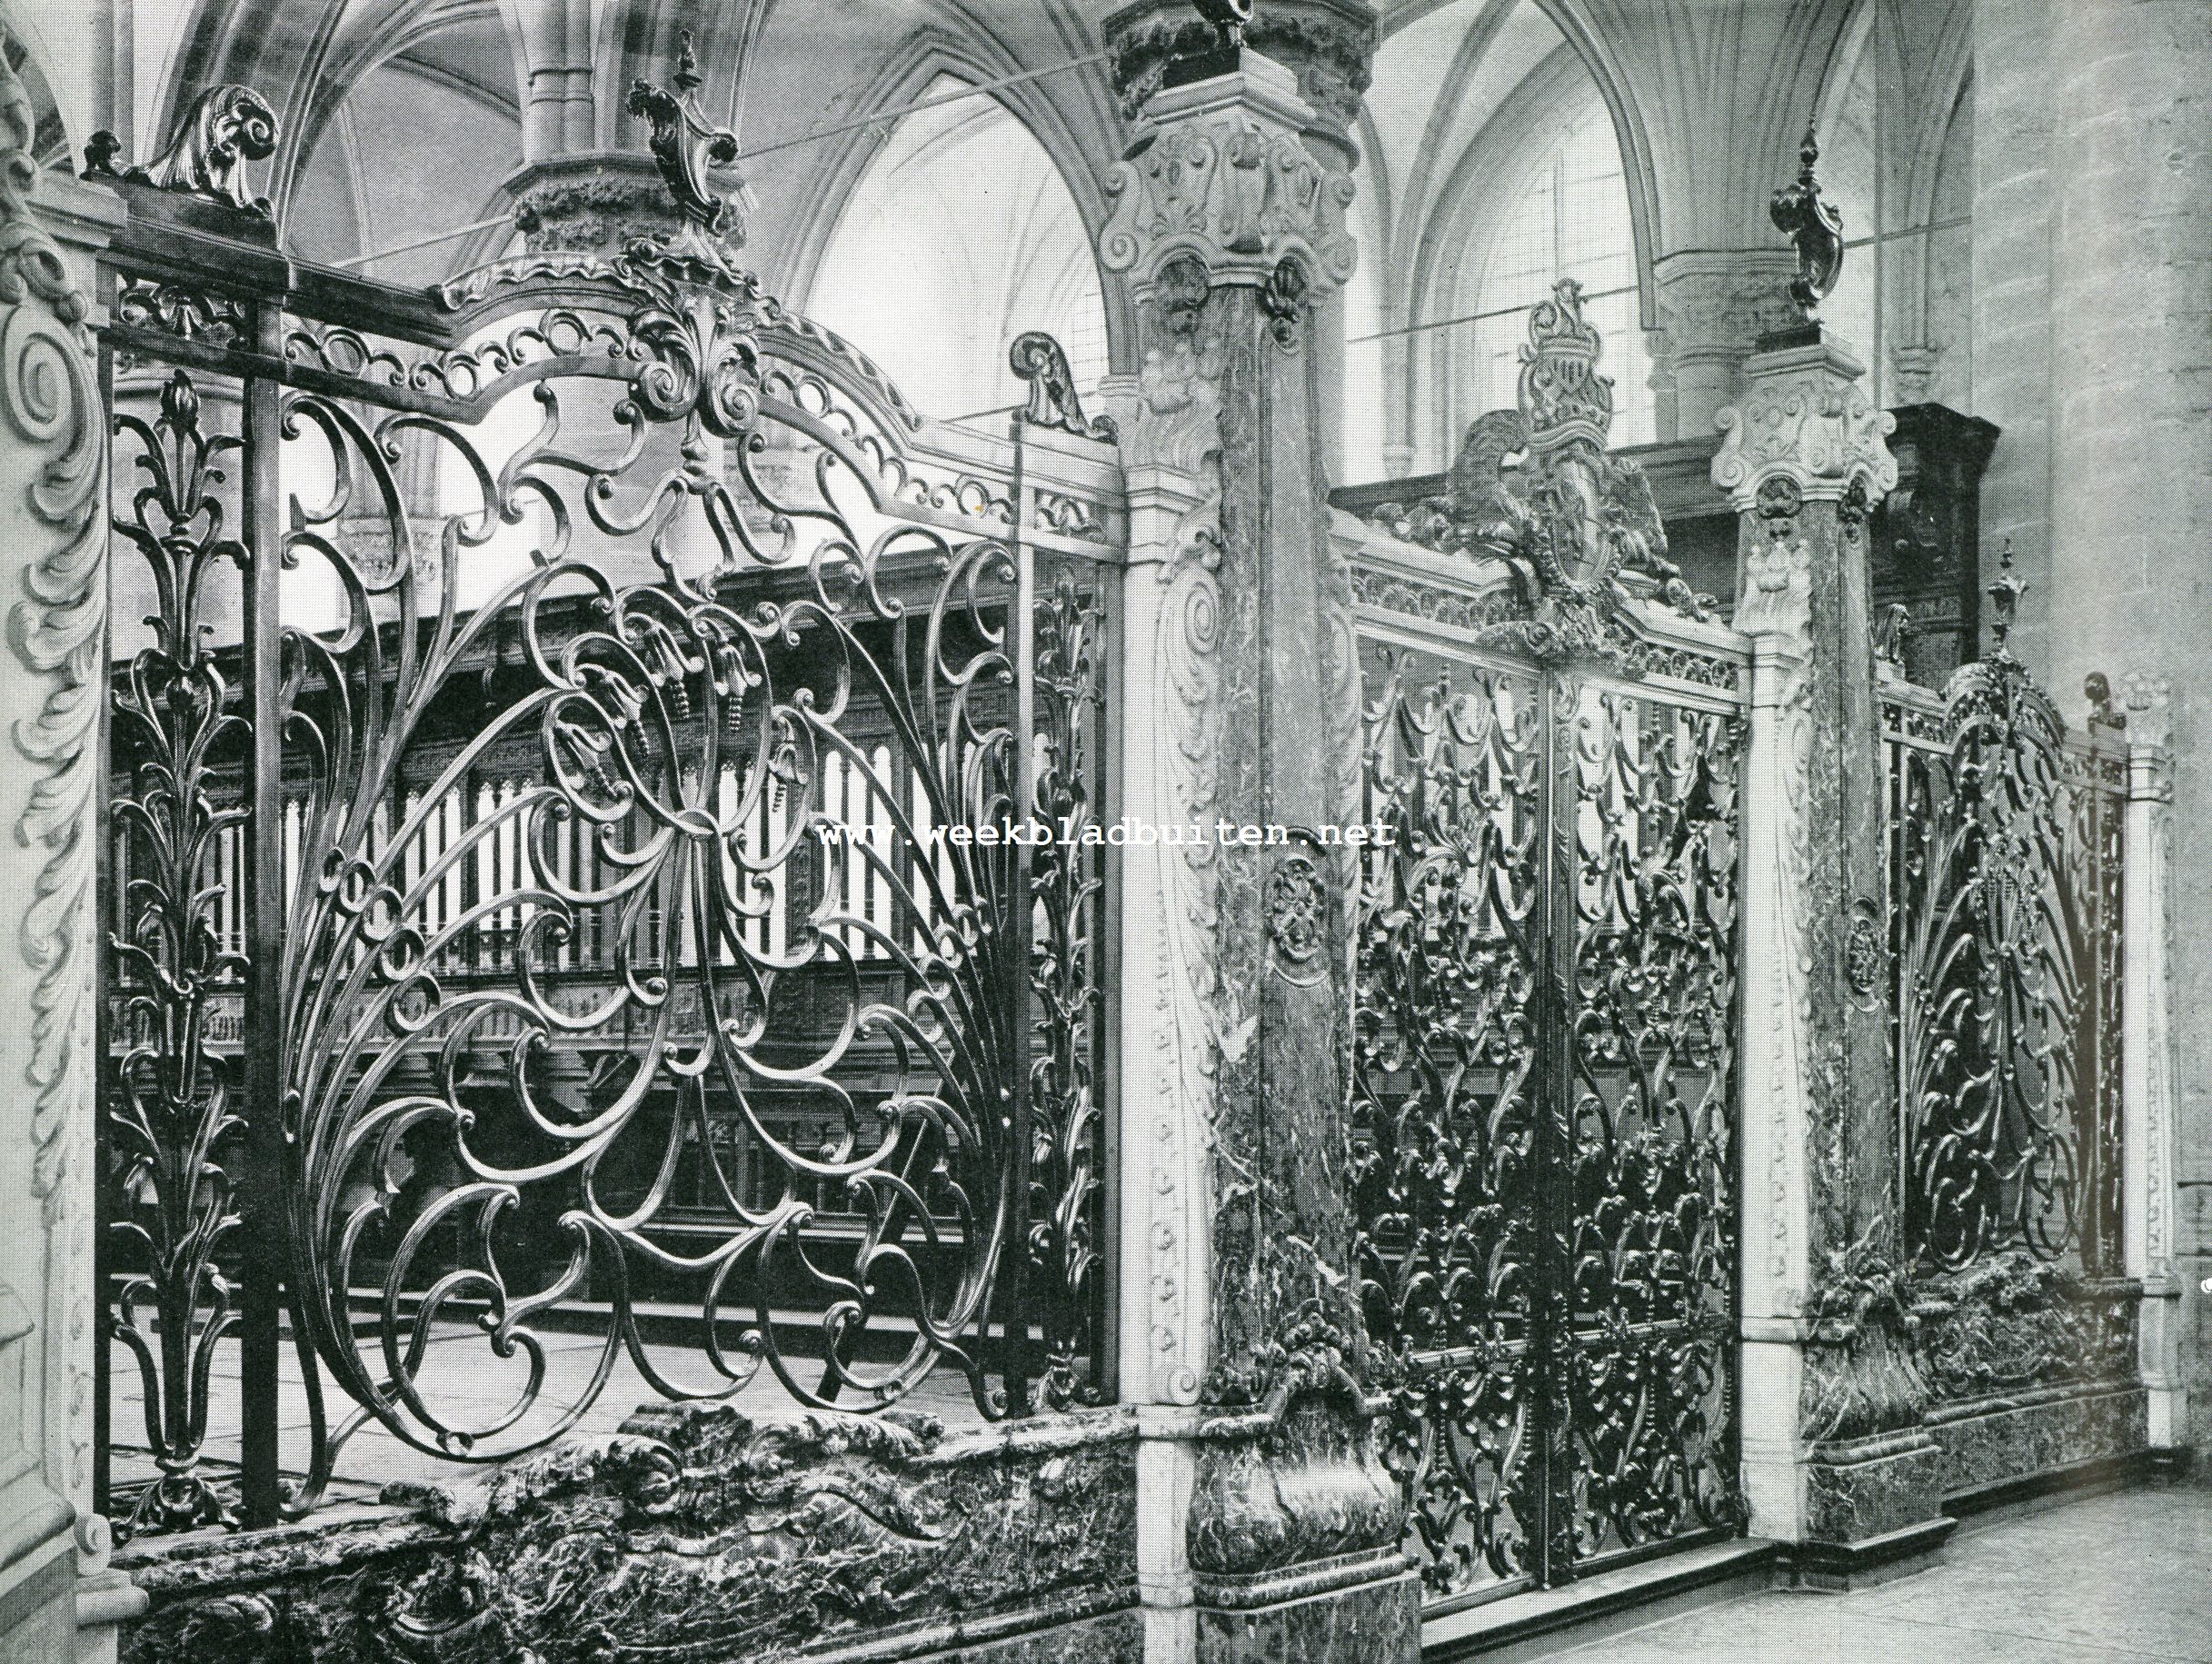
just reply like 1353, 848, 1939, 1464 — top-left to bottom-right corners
1551, 1483, 2212, 1663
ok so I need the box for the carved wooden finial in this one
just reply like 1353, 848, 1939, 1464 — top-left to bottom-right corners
1192, 0, 1256, 52
2084, 673, 2127, 733
1770, 122, 1844, 319
625, 27, 742, 243
1987, 539, 2027, 655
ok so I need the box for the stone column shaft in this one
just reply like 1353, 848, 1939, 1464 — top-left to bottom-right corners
1653, 250, 1801, 442
1715, 333, 1944, 1586
2119, 675, 2186, 1449
0, 78, 144, 1664
1095, 36, 1411, 1662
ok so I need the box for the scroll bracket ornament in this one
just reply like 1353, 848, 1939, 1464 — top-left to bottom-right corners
1098, 47, 1356, 298
1009, 331, 1118, 442
85, 85, 278, 217
624, 28, 746, 264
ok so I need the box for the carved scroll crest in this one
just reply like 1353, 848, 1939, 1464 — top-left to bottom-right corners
1008, 330, 1117, 442
1368, 279, 1709, 663
85, 85, 278, 217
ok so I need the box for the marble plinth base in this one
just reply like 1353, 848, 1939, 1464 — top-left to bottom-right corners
1802, 1428, 1949, 1549
892, 1606, 1144, 1663
1775, 1515, 1958, 1592
1927, 1382, 2150, 1503
1195, 1549, 1419, 1663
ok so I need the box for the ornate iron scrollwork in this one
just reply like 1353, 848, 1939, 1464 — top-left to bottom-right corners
1351, 279, 1745, 1608
95, 88, 1114, 1531
1353, 649, 1746, 1605
105, 372, 251, 1539
1889, 549, 2125, 1274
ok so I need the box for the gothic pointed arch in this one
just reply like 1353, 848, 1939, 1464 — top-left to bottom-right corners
767, 25, 1129, 392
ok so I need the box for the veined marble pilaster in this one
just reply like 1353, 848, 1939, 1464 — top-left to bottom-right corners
1715, 334, 1933, 1574
1094, 36, 1410, 1663
2119, 673, 2187, 1448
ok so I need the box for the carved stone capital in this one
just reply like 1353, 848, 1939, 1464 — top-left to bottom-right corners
1099, 54, 1357, 297
1103, 0, 1378, 164
2122, 670, 2175, 751
503, 153, 750, 260
1650, 250, 1801, 369
1888, 343, 1941, 405
1713, 338, 1899, 510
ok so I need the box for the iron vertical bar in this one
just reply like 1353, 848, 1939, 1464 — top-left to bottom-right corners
237, 317, 287, 1528
1091, 557, 1120, 1404
91, 317, 115, 1524
1533, 665, 1580, 1586
1002, 417, 1038, 1413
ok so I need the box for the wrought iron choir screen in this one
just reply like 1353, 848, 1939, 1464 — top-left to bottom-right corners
91, 81, 1119, 1539
1347, 283, 1750, 1613
1880, 574, 2136, 1400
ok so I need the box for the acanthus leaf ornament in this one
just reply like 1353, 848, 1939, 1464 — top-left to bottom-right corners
1711, 349, 1899, 513
85, 85, 279, 218
1, 34, 107, 1517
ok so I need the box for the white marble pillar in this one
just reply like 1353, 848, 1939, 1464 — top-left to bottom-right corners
1716, 333, 1908, 1579
0, 58, 144, 1664
2119, 674, 2187, 1450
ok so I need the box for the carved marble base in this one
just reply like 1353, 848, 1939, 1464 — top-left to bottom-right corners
119, 1405, 1141, 1664
850, 1607, 1144, 1663
1194, 1552, 1417, 1663
1927, 1383, 2150, 1503
1801, 1428, 1948, 1548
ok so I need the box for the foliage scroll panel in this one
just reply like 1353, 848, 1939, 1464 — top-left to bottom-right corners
1883, 672, 2127, 1283
1351, 637, 1744, 1613
99, 274, 1112, 1537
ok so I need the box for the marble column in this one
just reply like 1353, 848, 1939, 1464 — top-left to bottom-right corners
0, 52, 144, 1664
1095, 23, 1413, 1662
1102, 0, 1378, 485
1714, 332, 1938, 1587
2118, 675, 2187, 1450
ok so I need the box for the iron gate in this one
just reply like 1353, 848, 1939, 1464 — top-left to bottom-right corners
1349, 283, 1747, 1612
93, 72, 1114, 1540
1883, 573, 2129, 1280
